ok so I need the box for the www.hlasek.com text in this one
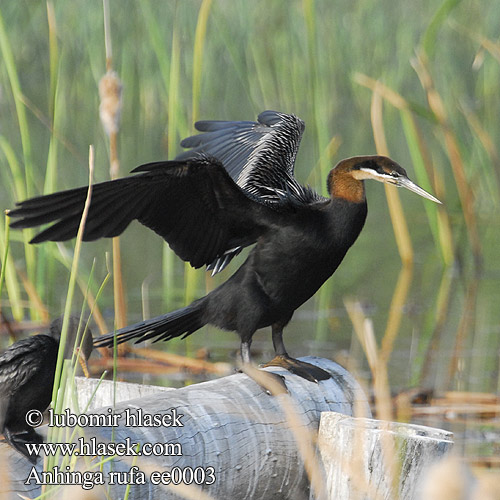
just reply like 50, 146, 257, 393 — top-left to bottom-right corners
25, 437, 183, 458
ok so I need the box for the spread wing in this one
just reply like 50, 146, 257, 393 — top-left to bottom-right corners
176, 110, 325, 271
8, 155, 276, 269
176, 110, 310, 199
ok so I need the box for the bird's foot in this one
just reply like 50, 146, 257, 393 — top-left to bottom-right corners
261, 355, 331, 383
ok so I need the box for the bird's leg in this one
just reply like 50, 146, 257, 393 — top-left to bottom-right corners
271, 323, 289, 356
240, 339, 252, 365
262, 324, 331, 383
239, 336, 288, 394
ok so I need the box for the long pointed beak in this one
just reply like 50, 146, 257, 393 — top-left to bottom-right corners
397, 177, 442, 204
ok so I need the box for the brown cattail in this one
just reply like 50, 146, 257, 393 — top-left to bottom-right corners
98, 70, 122, 137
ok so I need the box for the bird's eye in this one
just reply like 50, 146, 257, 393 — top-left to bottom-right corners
390, 171, 400, 178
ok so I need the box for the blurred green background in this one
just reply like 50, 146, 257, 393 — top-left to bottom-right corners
0, 0, 498, 415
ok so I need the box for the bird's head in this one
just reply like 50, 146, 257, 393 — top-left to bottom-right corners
328, 155, 441, 204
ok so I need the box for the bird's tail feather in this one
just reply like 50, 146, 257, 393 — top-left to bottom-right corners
94, 303, 205, 348
8, 179, 143, 244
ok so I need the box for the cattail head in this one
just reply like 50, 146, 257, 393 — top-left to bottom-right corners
99, 70, 122, 136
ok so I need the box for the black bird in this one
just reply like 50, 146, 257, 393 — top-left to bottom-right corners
0, 316, 93, 462
8, 111, 440, 382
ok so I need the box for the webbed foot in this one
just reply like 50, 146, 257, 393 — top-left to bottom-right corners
261, 355, 331, 383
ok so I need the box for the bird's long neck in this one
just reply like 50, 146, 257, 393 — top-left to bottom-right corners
327, 167, 366, 203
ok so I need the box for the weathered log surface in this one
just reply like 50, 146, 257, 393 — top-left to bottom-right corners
316, 412, 454, 500
74, 376, 174, 411
1, 357, 370, 500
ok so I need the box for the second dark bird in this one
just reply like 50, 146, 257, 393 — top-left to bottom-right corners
0, 316, 93, 462
8, 111, 440, 382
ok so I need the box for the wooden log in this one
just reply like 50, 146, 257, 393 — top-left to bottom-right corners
74, 377, 174, 411
1, 357, 370, 500
315, 412, 454, 500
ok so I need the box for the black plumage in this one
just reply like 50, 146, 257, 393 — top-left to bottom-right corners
0, 316, 93, 462
8, 111, 440, 382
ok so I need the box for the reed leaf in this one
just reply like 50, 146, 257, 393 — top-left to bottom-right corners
0, 214, 23, 321
192, 0, 213, 124
421, 0, 462, 58
0, 7, 36, 289
412, 52, 482, 262
370, 86, 414, 266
